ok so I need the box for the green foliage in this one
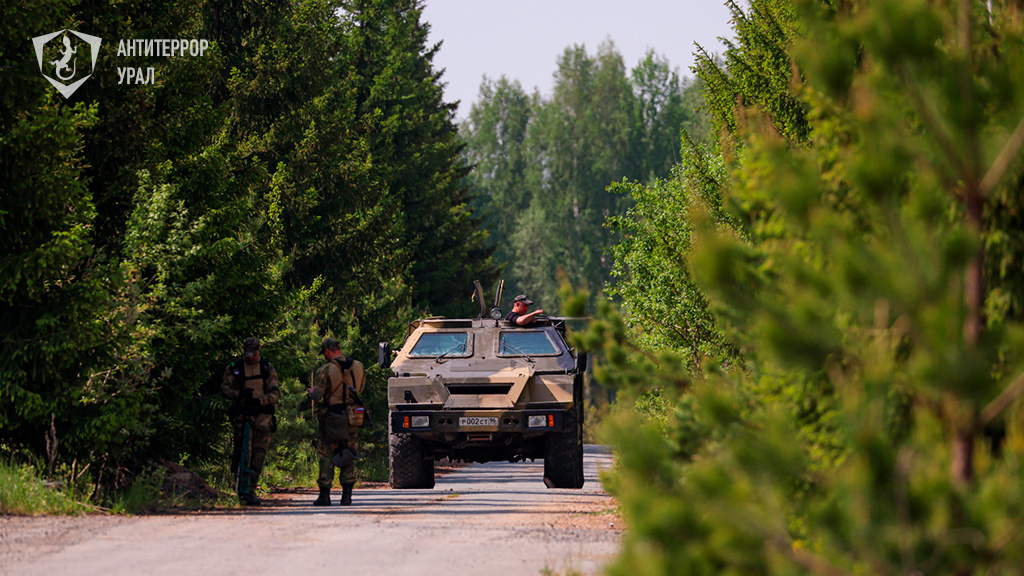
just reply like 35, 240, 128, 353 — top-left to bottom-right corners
462, 42, 710, 310
0, 0, 127, 474
2, 0, 490, 497
329, 0, 498, 319
0, 461, 90, 516
607, 139, 741, 371
694, 0, 808, 144
593, 0, 1024, 574
463, 75, 534, 273
261, 375, 321, 487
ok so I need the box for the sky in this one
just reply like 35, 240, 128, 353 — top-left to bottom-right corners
420, 0, 736, 120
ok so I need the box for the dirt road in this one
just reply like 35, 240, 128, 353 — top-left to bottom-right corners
1, 446, 620, 575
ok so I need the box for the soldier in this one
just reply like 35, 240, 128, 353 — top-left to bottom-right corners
221, 337, 280, 506
307, 337, 366, 506
505, 294, 545, 326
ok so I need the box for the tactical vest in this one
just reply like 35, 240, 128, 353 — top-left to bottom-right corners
232, 357, 272, 397
323, 357, 360, 408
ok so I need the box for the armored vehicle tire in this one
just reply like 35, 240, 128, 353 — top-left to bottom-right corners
389, 424, 435, 489
542, 404, 584, 489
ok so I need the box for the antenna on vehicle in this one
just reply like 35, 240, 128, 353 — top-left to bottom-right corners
493, 279, 504, 309
473, 279, 487, 319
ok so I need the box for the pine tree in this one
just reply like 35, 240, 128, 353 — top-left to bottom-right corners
337, 0, 496, 319
589, 0, 1024, 574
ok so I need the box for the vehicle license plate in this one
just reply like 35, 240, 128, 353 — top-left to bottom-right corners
459, 417, 498, 427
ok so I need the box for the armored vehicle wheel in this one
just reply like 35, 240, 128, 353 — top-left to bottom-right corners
389, 424, 435, 489
542, 404, 584, 489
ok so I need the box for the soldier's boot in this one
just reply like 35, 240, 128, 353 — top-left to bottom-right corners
239, 492, 261, 506
313, 486, 331, 506
340, 483, 354, 506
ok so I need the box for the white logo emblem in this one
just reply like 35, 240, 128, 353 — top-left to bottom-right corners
32, 30, 102, 99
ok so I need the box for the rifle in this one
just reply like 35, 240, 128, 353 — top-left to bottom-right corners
236, 419, 253, 497
233, 387, 271, 418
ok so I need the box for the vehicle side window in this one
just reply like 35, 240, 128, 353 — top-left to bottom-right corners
408, 332, 471, 357
498, 331, 559, 356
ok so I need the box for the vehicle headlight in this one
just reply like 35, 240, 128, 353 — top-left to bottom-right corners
489, 307, 503, 320
528, 415, 548, 428
410, 415, 430, 428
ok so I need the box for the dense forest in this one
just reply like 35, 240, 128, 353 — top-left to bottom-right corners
461, 45, 709, 308
2, 0, 495, 490
584, 0, 1024, 573
2, 0, 708, 495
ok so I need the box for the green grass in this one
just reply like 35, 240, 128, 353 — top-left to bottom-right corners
355, 441, 388, 483
0, 461, 91, 516
261, 437, 389, 489
0, 459, 238, 516
106, 471, 163, 515
0, 422, 394, 517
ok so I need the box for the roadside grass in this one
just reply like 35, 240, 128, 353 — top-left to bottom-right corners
105, 468, 166, 515
258, 437, 388, 490
355, 441, 388, 484
0, 460, 90, 516
0, 459, 222, 516
106, 465, 237, 514
1, 420, 391, 515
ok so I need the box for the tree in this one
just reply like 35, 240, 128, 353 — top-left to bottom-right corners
606, 140, 740, 369
694, 0, 808, 143
589, 0, 1024, 574
632, 49, 686, 181
0, 0, 109, 466
2, 0, 500, 488
81, 0, 303, 469
462, 42, 705, 311
334, 0, 497, 320
507, 41, 642, 306
461, 75, 534, 271
0, 0, 241, 476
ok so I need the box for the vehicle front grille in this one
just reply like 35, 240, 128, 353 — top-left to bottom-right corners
445, 384, 512, 396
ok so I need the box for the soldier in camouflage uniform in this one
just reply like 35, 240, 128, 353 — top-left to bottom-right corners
307, 337, 366, 506
221, 337, 280, 506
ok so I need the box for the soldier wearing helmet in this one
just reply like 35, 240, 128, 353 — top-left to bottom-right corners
221, 337, 280, 506
307, 337, 366, 506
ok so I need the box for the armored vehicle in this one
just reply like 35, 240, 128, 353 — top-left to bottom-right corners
378, 284, 586, 489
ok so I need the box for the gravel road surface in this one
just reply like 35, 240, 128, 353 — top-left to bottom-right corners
1, 445, 619, 576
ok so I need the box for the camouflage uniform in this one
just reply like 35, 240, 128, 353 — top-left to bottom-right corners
221, 338, 280, 505
308, 353, 365, 497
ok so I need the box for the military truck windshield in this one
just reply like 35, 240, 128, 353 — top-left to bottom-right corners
498, 331, 559, 356
408, 332, 470, 357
